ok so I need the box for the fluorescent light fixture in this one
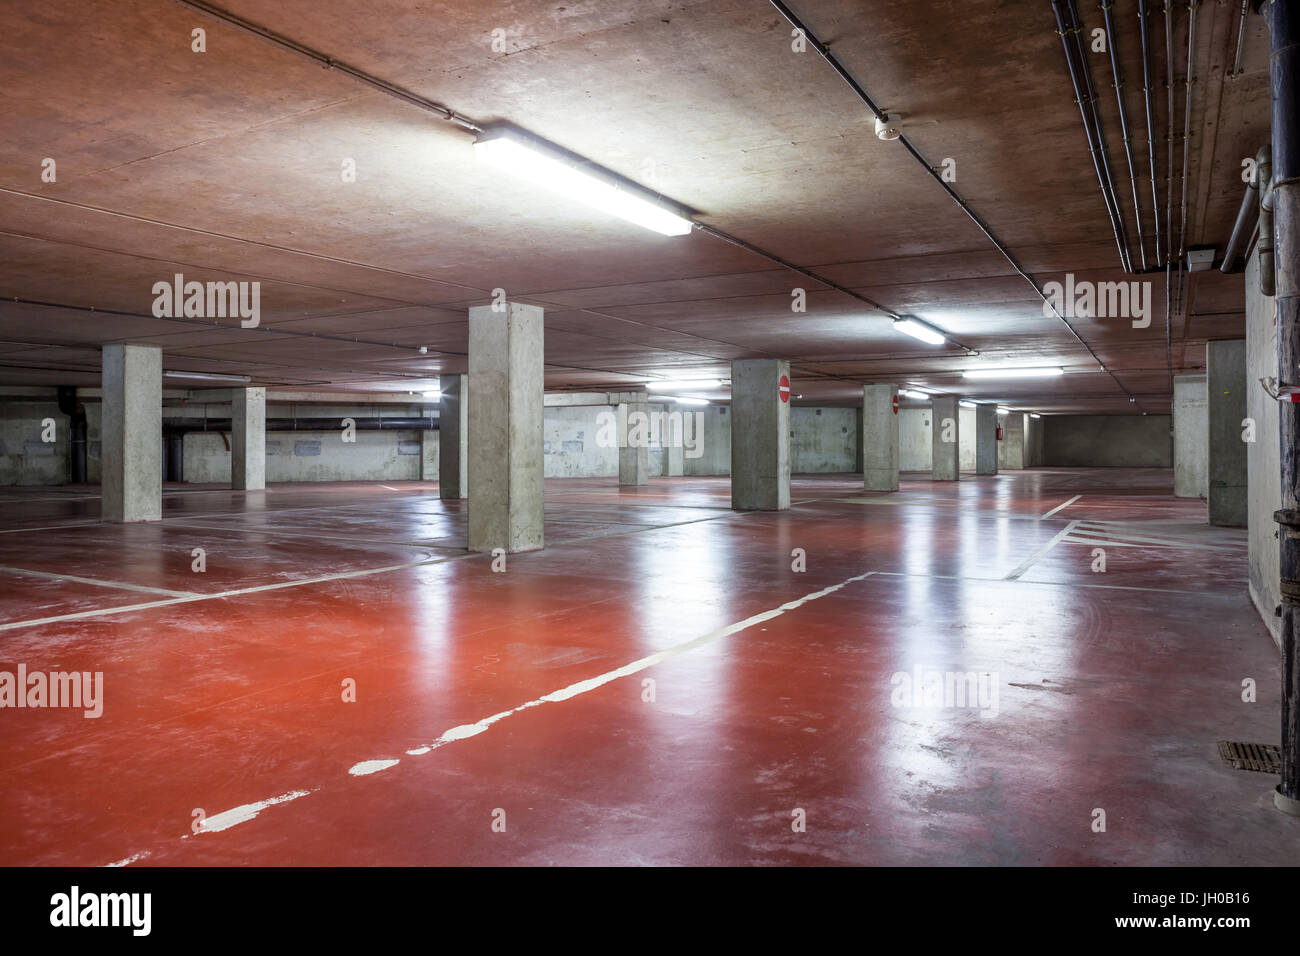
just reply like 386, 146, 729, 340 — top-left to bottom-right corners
996, 407, 1010, 416
163, 370, 252, 384
422, 390, 441, 400
474, 130, 693, 237
898, 388, 930, 399
962, 367, 1064, 379
667, 396, 709, 406
1030, 413, 1042, 419
959, 400, 976, 408
892, 317, 947, 346
645, 379, 724, 391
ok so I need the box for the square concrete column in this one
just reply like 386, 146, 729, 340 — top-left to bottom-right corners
664, 421, 685, 478
998, 412, 1027, 470
467, 303, 544, 553
854, 407, 865, 474
1207, 340, 1247, 526
101, 344, 161, 522
862, 383, 899, 491
420, 430, 439, 481
731, 358, 790, 511
439, 374, 467, 499
1172, 373, 1208, 499
931, 396, 960, 481
231, 386, 265, 491
975, 405, 998, 475
618, 397, 649, 486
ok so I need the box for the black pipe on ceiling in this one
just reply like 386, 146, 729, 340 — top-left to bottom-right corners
1052, 0, 1134, 273
1138, 0, 1165, 265
1220, 151, 1261, 273
1101, 0, 1150, 270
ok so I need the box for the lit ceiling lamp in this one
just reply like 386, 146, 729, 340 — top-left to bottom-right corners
422, 390, 441, 400
473, 129, 694, 237
645, 379, 724, 391
962, 367, 1064, 379
892, 316, 947, 346
959, 400, 976, 408
1030, 413, 1042, 419
996, 407, 1010, 416
898, 388, 930, 399
668, 396, 709, 406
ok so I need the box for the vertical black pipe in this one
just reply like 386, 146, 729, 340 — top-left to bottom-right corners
56, 386, 87, 484
1266, 0, 1300, 815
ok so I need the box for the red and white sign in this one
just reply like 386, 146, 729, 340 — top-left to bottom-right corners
778, 374, 791, 403
891, 393, 899, 415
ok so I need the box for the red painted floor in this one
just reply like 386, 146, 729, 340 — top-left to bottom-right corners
0, 468, 1295, 865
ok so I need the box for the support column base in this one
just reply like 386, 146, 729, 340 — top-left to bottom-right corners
1274, 786, 1300, 817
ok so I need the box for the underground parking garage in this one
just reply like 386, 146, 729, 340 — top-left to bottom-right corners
0, 0, 1298, 935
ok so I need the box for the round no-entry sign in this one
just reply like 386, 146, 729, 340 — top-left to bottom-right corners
778, 374, 791, 403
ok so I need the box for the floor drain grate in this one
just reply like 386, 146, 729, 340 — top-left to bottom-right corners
1217, 740, 1282, 774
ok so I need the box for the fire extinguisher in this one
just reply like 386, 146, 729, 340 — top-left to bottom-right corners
996, 426, 1004, 441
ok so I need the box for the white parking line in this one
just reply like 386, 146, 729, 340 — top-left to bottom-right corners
1040, 495, 1081, 519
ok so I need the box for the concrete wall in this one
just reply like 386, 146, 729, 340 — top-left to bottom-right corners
900, 406, 932, 471
791, 406, 856, 473
1245, 250, 1282, 645
1043, 415, 1173, 467
184, 429, 424, 483
544, 404, 617, 478
684, 405, 730, 476
1172, 374, 1208, 498
0, 398, 103, 485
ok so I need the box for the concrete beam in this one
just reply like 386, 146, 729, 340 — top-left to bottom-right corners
467, 303, 544, 553
101, 344, 161, 522
731, 358, 790, 510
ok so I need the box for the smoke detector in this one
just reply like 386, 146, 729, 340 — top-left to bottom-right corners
874, 113, 902, 141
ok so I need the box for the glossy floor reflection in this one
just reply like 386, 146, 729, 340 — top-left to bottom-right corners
0, 468, 1294, 865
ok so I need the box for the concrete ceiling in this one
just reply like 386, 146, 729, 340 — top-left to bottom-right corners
0, 0, 1271, 413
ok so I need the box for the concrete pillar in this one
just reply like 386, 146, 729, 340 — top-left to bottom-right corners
731, 358, 790, 511
439, 374, 467, 499
854, 407, 865, 474
420, 430, 439, 481
862, 383, 899, 491
467, 303, 544, 553
101, 344, 161, 522
975, 405, 998, 476
1172, 373, 1208, 499
665, 423, 684, 478
1207, 340, 1247, 526
998, 412, 1027, 470
231, 386, 265, 491
618, 397, 649, 486
931, 396, 960, 481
